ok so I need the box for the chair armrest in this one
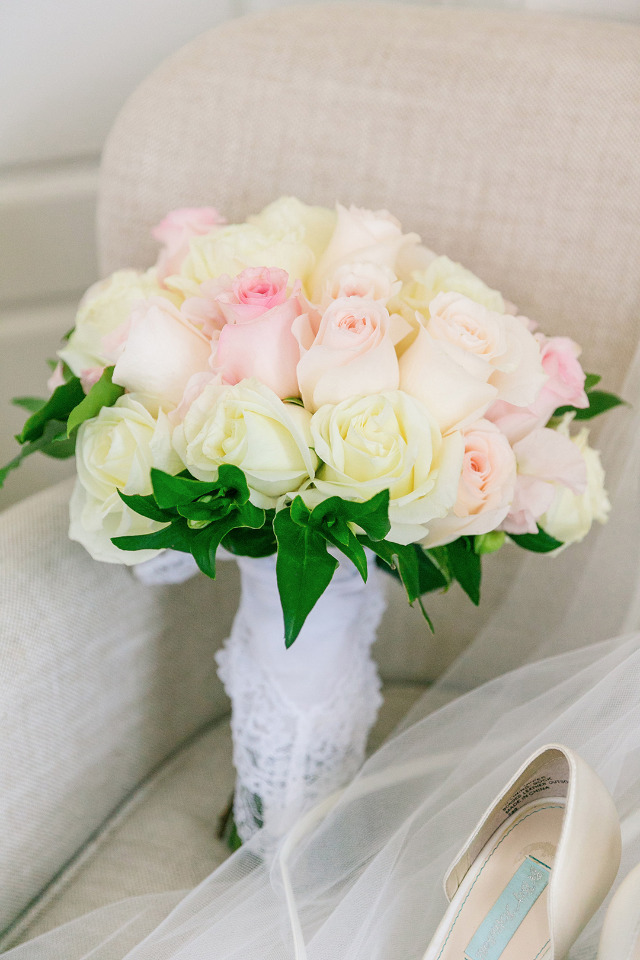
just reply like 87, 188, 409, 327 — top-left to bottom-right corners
0, 479, 236, 932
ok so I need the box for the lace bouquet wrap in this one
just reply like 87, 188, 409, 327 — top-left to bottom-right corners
3, 198, 622, 844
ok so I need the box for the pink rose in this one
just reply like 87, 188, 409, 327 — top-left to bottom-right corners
111, 298, 211, 406
216, 296, 305, 399
294, 297, 401, 411
501, 426, 588, 535
217, 266, 293, 323
422, 420, 516, 546
80, 367, 104, 393
181, 267, 298, 336
152, 207, 226, 281
181, 277, 233, 336
487, 335, 588, 443
47, 362, 67, 393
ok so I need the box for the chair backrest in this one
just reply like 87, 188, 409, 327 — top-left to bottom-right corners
98, 3, 640, 395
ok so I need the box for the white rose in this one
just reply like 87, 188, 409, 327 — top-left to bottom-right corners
69, 395, 184, 564
173, 379, 318, 508
309, 204, 420, 302
400, 256, 505, 314
540, 424, 610, 544
247, 196, 337, 261
167, 223, 315, 297
398, 323, 498, 434
320, 261, 401, 307
422, 419, 517, 547
427, 292, 545, 406
110, 298, 212, 407
310, 391, 464, 544
59, 268, 177, 377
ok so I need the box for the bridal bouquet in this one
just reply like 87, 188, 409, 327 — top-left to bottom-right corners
3, 197, 624, 843
2, 197, 621, 644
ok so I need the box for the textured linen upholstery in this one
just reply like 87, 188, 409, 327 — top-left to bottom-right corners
3, 1, 639, 943
0, 480, 236, 936
99, 4, 640, 394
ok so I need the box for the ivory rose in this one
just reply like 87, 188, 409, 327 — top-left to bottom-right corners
69, 395, 183, 564
168, 223, 315, 297
59, 268, 175, 378
487, 335, 589, 443
501, 422, 588, 535
153, 207, 226, 281
539, 422, 610, 545
422, 419, 517, 546
109, 298, 211, 406
399, 255, 505, 314
310, 204, 420, 302
294, 297, 402, 411
310, 391, 464, 544
172, 379, 317, 508
248, 196, 337, 261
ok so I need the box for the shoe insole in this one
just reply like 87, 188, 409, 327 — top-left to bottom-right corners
435, 800, 564, 960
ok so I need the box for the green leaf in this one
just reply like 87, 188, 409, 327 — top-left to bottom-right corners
66, 366, 124, 436
311, 490, 391, 542
189, 505, 264, 577
573, 391, 625, 420
424, 546, 452, 585
554, 390, 625, 422
16, 377, 84, 443
361, 537, 421, 603
365, 538, 437, 628
283, 396, 304, 406
118, 490, 175, 523
474, 531, 506, 556
150, 464, 251, 510
508, 526, 564, 553
274, 508, 339, 647
111, 526, 177, 551
322, 523, 369, 581
41, 435, 76, 459
415, 547, 449, 593
177, 493, 231, 524
12, 396, 46, 413
222, 519, 277, 558
0, 419, 74, 488
446, 537, 481, 606
290, 496, 312, 526
584, 373, 601, 391
150, 469, 219, 509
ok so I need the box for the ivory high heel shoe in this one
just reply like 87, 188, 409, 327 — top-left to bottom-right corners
423, 744, 621, 960
597, 862, 640, 959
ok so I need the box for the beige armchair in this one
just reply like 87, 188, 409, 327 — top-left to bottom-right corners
1, 4, 639, 950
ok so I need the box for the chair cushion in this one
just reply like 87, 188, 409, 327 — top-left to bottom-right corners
3, 683, 430, 950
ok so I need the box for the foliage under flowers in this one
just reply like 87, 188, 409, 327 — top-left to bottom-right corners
2, 198, 624, 644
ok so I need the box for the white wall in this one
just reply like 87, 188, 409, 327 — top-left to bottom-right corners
1, 0, 638, 508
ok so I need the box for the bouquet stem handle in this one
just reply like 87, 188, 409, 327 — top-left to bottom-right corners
216, 551, 386, 845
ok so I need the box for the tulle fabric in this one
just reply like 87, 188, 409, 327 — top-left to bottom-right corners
5, 339, 640, 960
